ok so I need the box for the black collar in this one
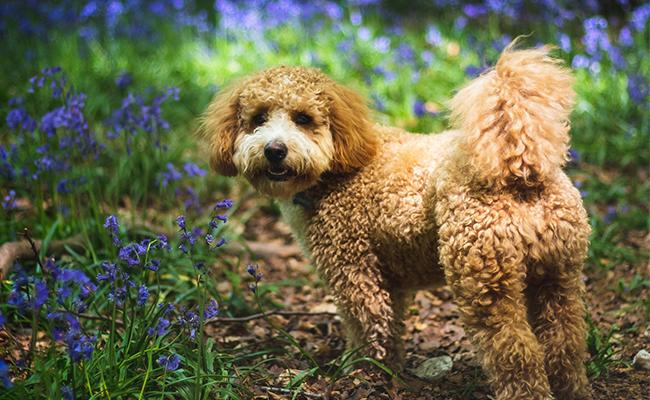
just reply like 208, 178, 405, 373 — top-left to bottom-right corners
292, 191, 315, 211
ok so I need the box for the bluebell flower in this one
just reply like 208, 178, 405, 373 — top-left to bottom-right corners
159, 163, 183, 188
463, 4, 488, 18
627, 75, 649, 104
61, 386, 74, 400
47, 312, 95, 363
146, 259, 160, 272
214, 199, 233, 209
137, 285, 149, 306
204, 299, 219, 319
183, 162, 206, 177
246, 264, 263, 293
604, 205, 618, 223
618, 26, 633, 47
0, 359, 11, 388
115, 72, 133, 89
464, 65, 487, 78
155, 234, 171, 251
2, 190, 17, 210
425, 24, 442, 46
179, 309, 199, 339
181, 185, 201, 210
350, 10, 362, 25
118, 241, 148, 266
148, 318, 170, 336
372, 36, 390, 53
0, 311, 5, 327
558, 33, 571, 52
571, 55, 590, 69
176, 215, 186, 230
630, 4, 650, 31
104, 215, 121, 244
371, 93, 386, 112
157, 354, 181, 371
56, 268, 97, 303
6, 108, 36, 132
97, 261, 118, 282
68, 333, 96, 363
33, 280, 48, 309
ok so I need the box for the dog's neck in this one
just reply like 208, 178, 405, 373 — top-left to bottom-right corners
292, 191, 315, 211
290, 171, 351, 213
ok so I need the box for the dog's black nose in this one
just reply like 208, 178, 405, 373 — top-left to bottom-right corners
264, 141, 288, 163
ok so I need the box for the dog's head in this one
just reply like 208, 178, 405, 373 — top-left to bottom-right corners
201, 66, 377, 198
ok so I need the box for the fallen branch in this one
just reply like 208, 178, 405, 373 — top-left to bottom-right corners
207, 310, 338, 324
258, 385, 325, 399
0, 233, 85, 278
245, 240, 302, 259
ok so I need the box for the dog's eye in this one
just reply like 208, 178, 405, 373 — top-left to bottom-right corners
294, 112, 313, 125
252, 113, 266, 126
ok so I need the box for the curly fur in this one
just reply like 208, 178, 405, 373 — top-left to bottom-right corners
202, 45, 591, 400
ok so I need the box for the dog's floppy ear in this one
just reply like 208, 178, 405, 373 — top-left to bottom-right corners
326, 82, 378, 173
200, 82, 242, 176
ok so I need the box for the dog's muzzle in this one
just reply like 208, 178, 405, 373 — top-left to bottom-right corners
264, 140, 294, 181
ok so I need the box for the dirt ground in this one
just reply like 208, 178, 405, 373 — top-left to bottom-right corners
208, 201, 650, 400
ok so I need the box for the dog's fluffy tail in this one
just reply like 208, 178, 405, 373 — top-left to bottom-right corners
449, 43, 575, 189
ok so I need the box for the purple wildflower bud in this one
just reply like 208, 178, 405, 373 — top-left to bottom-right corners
604, 206, 618, 223
118, 244, 141, 266
157, 354, 181, 371
146, 259, 160, 272
2, 190, 16, 210
214, 199, 233, 209
204, 299, 219, 319
176, 215, 186, 230
183, 162, 206, 177
148, 318, 170, 336
61, 386, 73, 400
156, 234, 171, 251
115, 72, 133, 89
0, 359, 11, 388
137, 285, 149, 306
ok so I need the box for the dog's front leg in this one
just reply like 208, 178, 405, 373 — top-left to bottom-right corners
317, 251, 404, 372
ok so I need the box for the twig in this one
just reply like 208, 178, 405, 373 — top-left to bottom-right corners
0, 234, 84, 278
258, 385, 325, 399
206, 310, 338, 324
71, 311, 124, 327
21, 228, 44, 270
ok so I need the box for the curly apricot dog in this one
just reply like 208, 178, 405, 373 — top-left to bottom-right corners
202, 45, 591, 400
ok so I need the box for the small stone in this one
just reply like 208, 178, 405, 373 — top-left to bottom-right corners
632, 349, 650, 370
410, 355, 453, 382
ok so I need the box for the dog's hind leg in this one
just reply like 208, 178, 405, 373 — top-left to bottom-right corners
437, 209, 552, 400
527, 270, 591, 400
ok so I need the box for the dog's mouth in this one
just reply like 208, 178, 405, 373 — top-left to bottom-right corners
266, 165, 295, 182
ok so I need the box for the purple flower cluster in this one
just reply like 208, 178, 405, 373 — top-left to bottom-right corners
4, 68, 101, 188
48, 311, 96, 363
1, 0, 210, 43
99, 216, 173, 306
246, 264, 263, 294
157, 353, 181, 371
0, 359, 11, 388
106, 87, 180, 153
7, 267, 48, 311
